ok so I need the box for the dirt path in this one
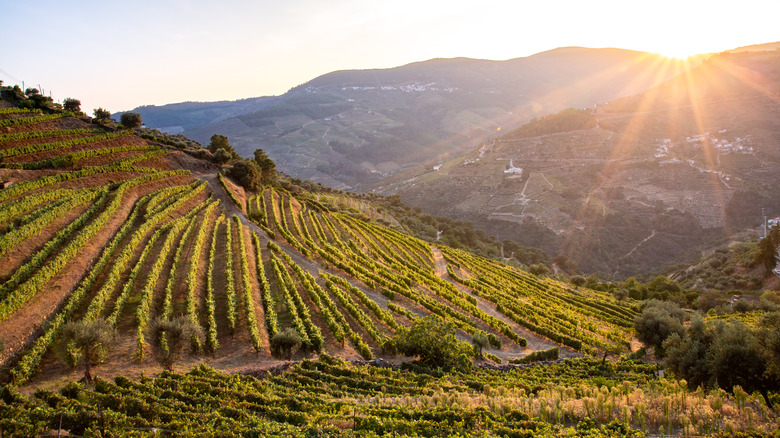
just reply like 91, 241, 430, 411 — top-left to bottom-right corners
431, 246, 448, 277
241, 220, 270, 352
430, 245, 581, 360
624, 230, 656, 258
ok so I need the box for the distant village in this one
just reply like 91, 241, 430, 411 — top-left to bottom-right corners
654, 130, 755, 160
336, 82, 458, 93
652, 130, 756, 188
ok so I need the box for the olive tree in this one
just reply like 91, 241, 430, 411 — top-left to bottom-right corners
92, 107, 111, 121
150, 316, 204, 370
270, 328, 303, 360
471, 330, 490, 357
57, 319, 116, 382
634, 299, 687, 351
63, 98, 81, 113
120, 112, 142, 128
394, 314, 472, 371
664, 315, 780, 407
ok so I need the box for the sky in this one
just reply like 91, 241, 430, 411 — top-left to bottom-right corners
1, 0, 778, 114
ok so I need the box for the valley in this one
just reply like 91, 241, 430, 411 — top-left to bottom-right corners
384, 50, 780, 277
1, 44, 779, 437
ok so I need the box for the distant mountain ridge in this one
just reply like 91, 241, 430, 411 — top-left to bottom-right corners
115, 96, 280, 134
383, 49, 780, 277
122, 47, 696, 189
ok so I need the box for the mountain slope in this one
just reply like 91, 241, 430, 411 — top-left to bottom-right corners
128, 48, 695, 190
384, 49, 780, 277
0, 99, 637, 387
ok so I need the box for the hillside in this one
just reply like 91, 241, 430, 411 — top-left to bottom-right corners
384, 49, 780, 277
123, 48, 696, 190
3, 90, 780, 438
0, 100, 641, 392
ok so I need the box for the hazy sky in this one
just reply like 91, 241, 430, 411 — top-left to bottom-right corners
2, 0, 778, 114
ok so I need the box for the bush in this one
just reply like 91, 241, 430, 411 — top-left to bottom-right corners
487, 333, 502, 349
214, 148, 232, 164
570, 275, 586, 287
484, 352, 502, 364
529, 264, 549, 277
509, 347, 559, 364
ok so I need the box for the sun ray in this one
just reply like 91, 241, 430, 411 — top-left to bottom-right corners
556, 56, 692, 270
531, 51, 687, 113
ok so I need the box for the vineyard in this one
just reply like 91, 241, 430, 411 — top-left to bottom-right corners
1, 106, 776, 436
2, 354, 779, 437
0, 107, 637, 382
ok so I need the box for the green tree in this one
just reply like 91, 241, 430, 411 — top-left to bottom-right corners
648, 275, 682, 300
756, 227, 779, 274
707, 321, 769, 399
471, 330, 490, 358
634, 299, 686, 351
270, 328, 302, 360
92, 107, 111, 121
226, 159, 262, 191
623, 277, 648, 300
253, 148, 277, 184
208, 134, 234, 154
757, 312, 780, 383
150, 316, 204, 370
570, 275, 586, 287
394, 314, 472, 370
57, 319, 116, 382
663, 317, 714, 389
120, 112, 142, 128
665, 316, 779, 407
63, 98, 81, 113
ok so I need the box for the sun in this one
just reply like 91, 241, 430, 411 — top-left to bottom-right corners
654, 44, 708, 61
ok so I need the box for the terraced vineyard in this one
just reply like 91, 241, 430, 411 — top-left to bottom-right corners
13, 106, 777, 436
0, 106, 641, 386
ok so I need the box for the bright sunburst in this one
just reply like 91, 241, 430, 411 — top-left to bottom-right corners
654, 44, 710, 61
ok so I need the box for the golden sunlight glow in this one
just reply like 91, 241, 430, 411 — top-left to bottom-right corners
658, 52, 695, 61
654, 43, 710, 61
557, 50, 780, 269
